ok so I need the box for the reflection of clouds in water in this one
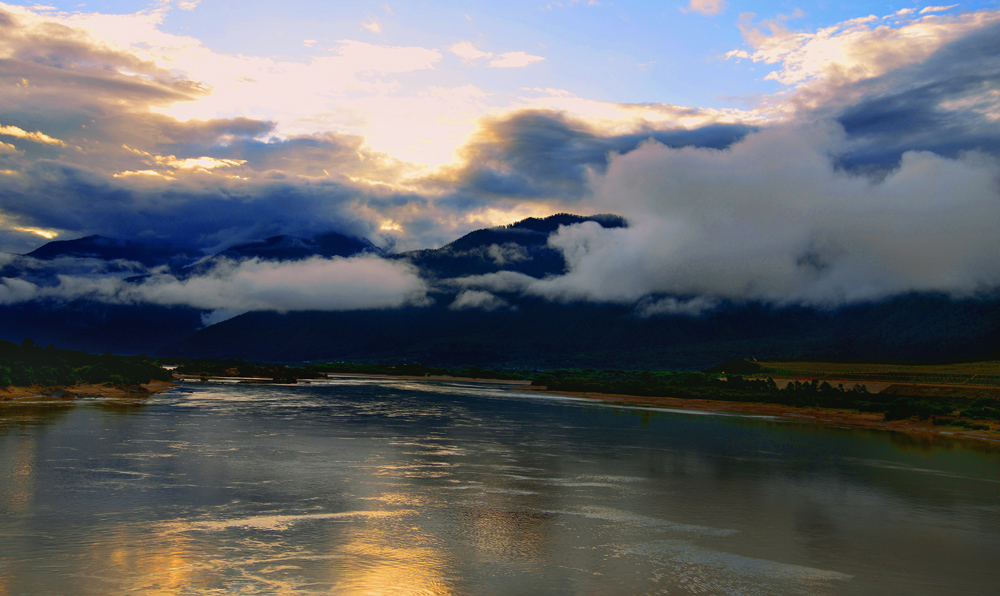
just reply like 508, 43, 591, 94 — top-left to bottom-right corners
621, 540, 852, 596
3, 382, 997, 594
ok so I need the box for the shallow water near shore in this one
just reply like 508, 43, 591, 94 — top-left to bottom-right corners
1, 378, 999, 595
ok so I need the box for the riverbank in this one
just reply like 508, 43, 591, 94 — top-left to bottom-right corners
324, 372, 533, 385
0, 380, 176, 402
526, 385, 1000, 443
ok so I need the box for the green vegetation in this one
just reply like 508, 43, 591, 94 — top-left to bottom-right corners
0, 339, 171, 391
753, 359, 1000, 388
164, 356, 1000, 431
530, 367, 1000, 427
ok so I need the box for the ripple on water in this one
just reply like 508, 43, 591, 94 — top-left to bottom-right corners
164, 510, 409, 532
620, 540, 853, 596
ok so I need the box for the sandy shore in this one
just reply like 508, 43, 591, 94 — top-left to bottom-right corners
524, 386, 1000, 444
292, 373, 1000, 444
322, 372, 532, 385
0, 380, 176, 402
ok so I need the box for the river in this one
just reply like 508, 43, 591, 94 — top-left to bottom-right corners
1, 378, 999, 595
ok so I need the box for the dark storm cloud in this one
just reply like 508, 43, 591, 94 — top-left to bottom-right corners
437, 110, 752, 202
0, 5, 430, 253
830, 21, 1000, 172
0, 159, 387, 252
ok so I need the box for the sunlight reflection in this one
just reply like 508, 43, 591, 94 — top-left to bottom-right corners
4, 436, 35, 513
86, 528, 202, 594
327, 520, 457, 596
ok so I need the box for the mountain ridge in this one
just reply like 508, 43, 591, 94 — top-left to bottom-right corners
4, 214, 999, 367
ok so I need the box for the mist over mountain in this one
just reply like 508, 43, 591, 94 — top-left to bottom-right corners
2, 212, 996, 367
1, 4, 999, 366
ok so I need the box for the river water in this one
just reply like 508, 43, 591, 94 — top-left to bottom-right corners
1, 378, 999, 595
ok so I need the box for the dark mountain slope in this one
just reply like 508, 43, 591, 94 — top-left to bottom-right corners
217, 231, 376, 262
25, 235, 197, 268
160, 294, 1000, 369
401, 213, 626, 279
0, 301, 203, 355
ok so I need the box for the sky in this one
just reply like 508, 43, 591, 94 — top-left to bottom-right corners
1, 0, 999, 317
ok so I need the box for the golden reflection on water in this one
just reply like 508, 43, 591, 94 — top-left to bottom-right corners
5, 435, 35, 512
86, 528, 204, 594
327, 514, 457, 596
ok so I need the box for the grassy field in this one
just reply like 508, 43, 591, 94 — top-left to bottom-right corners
756, 361, 1000, 388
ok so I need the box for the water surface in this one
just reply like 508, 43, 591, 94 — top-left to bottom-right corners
1, 378, 998, 595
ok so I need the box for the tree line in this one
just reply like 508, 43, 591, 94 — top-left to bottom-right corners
0, 339, 171, 390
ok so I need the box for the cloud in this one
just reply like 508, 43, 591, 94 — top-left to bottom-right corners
436, 109, 751, 203
681, 1, 727, 17
920, 5, 958, 15
0, 255, 430, 312
0, 5, 457, 252
487, 243, 530, 266
449, 41, 492, 62
2, 1, 999, 317
636, 296, 719, 317
828, 21, 1000, 171
501, 123, 1000, 308
4, 4, 458, 166
488, 52, 545, 69
448, 43, 544, 69
728, 7, 1000, 88
449, 290, 509, 311
0, 124, 67, 146
361, 16, 382, 34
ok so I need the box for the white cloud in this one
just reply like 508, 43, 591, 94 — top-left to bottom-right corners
514, 123, 1000, 307
729, 8, 1000, 87
449, 43, 544, 70
636, 296, 719, 317
0, 255, 431, 312
514, 88, 764, 133
361, 16, 382, 33
449, 41, 493, 61
487, 243, 529, 266
681, 1, 727, 17
0, 124, 66, 146
449, 290, 509, 311
489, 51, 545, 68
920, 5, 958, 15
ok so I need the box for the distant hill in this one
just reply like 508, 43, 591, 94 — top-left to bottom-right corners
215, 231, 377, 262
161, 294, 1000, 370
24, 235, 197, 268
5, 215, 1000, 367
402, 213, 626, 279
0, 300, 203, 355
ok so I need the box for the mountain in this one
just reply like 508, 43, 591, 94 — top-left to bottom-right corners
0, 300, 204, 355
4, 214, 1000, 366
216, 231, 377, 262
403, 213, 626, 279
0, 229, 375, 354
24, 235, 198, 269
160, 293, 1000, 369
